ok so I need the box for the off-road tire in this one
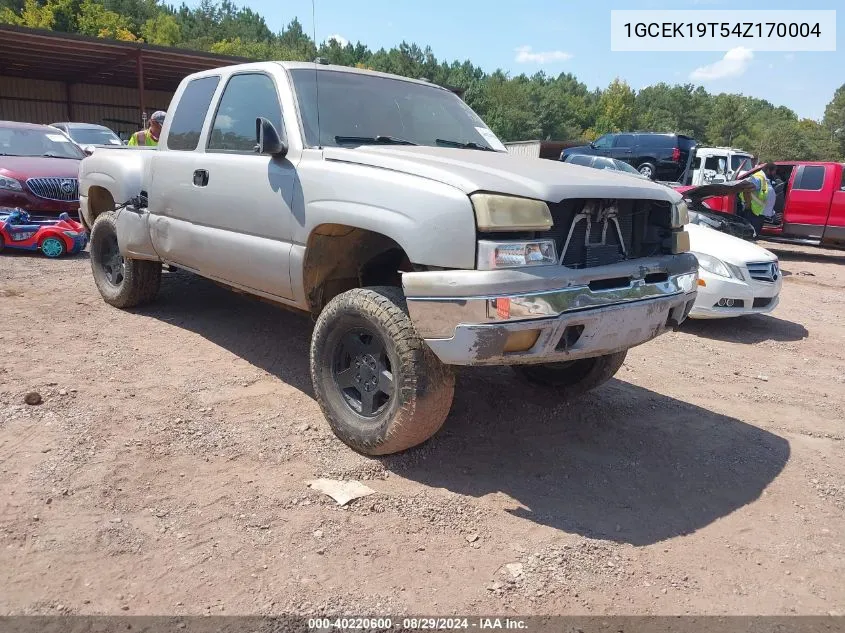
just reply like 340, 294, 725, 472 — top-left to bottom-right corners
310, 286, 455, 455
90, 211, 161, 309
638, 162, 657, 179
512, 351, 627, 399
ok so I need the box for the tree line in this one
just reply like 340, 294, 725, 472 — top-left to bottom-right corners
3, 0, 845, 162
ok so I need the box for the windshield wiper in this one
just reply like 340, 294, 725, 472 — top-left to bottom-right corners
435, 139, 495, 151
42, 153, 78, 159
335, 135, 418, 146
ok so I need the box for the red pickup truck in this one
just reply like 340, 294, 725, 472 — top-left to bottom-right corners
675, 161, 845, 248
762, 162, 845, 247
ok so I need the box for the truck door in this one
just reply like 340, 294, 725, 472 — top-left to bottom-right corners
784, 164, 832, 240
150, 72, 297, 300
822, 165, 845, 243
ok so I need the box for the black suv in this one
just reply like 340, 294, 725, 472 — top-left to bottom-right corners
560, 132, 696, 181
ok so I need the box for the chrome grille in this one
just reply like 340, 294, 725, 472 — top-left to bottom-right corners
26, 177, 79, 202
746, 261, 780, 283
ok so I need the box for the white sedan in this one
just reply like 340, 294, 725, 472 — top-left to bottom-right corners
687, 221, 782, 319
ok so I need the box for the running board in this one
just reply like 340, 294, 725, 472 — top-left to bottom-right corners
761, 236, 822, 247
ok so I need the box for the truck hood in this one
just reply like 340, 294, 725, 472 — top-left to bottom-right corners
324, 146, 682, 204
0, 156, 82, 179
678, 179, 756, 202
687, 223, 776, 265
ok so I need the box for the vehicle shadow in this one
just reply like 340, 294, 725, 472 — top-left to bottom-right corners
0, 250, 89, 260
384, 368, 790, 546
680, 314, 808, 343
134, 272, 790, 546
761, 245, 845, 265
133, 269, 316, 395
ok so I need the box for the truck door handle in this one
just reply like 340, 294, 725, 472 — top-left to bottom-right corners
193, 169, 209, 187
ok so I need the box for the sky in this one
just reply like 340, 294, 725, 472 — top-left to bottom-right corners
200, 0, 842, 120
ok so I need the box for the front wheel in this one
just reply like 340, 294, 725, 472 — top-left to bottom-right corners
310, 286, 455, 456
40, 236, 66, 258
90, 211, 161, 308
512, 351, 627, 399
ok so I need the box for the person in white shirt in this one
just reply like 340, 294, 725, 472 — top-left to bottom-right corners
761, 163, 778, 222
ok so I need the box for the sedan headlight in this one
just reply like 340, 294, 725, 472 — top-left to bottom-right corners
471, 193, 553, 232
672, 200, 689, 228
477, 239, 557, 270
692, 252, 743, 279
0, 174, 23, 191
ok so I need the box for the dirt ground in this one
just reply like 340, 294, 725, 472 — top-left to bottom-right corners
1, 241, 843, 617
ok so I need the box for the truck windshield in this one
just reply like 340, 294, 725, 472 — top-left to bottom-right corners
290, 69, 506, 152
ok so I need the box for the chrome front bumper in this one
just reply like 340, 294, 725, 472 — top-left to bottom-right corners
402, 254, 698, 366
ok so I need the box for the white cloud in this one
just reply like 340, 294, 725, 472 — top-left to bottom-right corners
514, 45, 573, 64
689, 47, 754, 81
327, 33, 349, 47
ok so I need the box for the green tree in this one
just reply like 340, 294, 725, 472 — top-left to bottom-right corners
141, 12, 180, 46
1, 0, 56, 28
77, 0, 137, 39
594, 78, 634, 134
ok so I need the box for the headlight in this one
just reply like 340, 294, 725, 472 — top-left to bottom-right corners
671, 200, 689, 228
0, 175, 23, 191
692, 252, 737, 279
471, 193, 553, 232
477, 239, 557, 270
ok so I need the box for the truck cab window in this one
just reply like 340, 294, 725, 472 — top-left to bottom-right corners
208, 73, 284, 153
794, 165, 825, 191
167, 76, 220, 151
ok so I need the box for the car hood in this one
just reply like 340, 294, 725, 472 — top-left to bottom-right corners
0, 156, 82, 179
687, 223, 776, 265
324, 146, 682, 203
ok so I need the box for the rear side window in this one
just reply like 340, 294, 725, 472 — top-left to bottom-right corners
208, 73, 284, 152
167, 76, 220, 151
794, 165, 825, 191
568, 154, 592, 166
613, 134, 635, 148
640, 134, 675, 148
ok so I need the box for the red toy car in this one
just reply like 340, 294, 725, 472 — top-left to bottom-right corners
0, 208, 88, 257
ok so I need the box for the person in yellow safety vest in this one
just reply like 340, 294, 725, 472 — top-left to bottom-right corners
741, 166, 771, 240
128, 110, 166, 147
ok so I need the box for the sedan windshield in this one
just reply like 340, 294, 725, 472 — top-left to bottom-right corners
0, 126, 85, 159
67, 127, 122, 146
290, 69, 506, 152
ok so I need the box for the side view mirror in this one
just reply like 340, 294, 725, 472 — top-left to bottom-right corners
83, 146, 94, 156
255, 117, 287, 157
589, 141, 596, 149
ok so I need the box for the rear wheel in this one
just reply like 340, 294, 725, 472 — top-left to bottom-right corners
638, 162, 656, 179
310, 286, 455, 455
90, 211, 161, 308
40, 236, 66, 258
512, 351, 627, 399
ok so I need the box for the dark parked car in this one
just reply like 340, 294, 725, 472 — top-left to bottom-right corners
0, 121, 84, 217
561, 132, 697, 181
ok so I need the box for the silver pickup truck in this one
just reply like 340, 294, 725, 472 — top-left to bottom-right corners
78, 61, 697, 455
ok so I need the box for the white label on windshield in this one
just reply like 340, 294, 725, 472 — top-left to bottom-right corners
108, 139, 122, 145
46, 134, 69, 142
475, 126, 507, 152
